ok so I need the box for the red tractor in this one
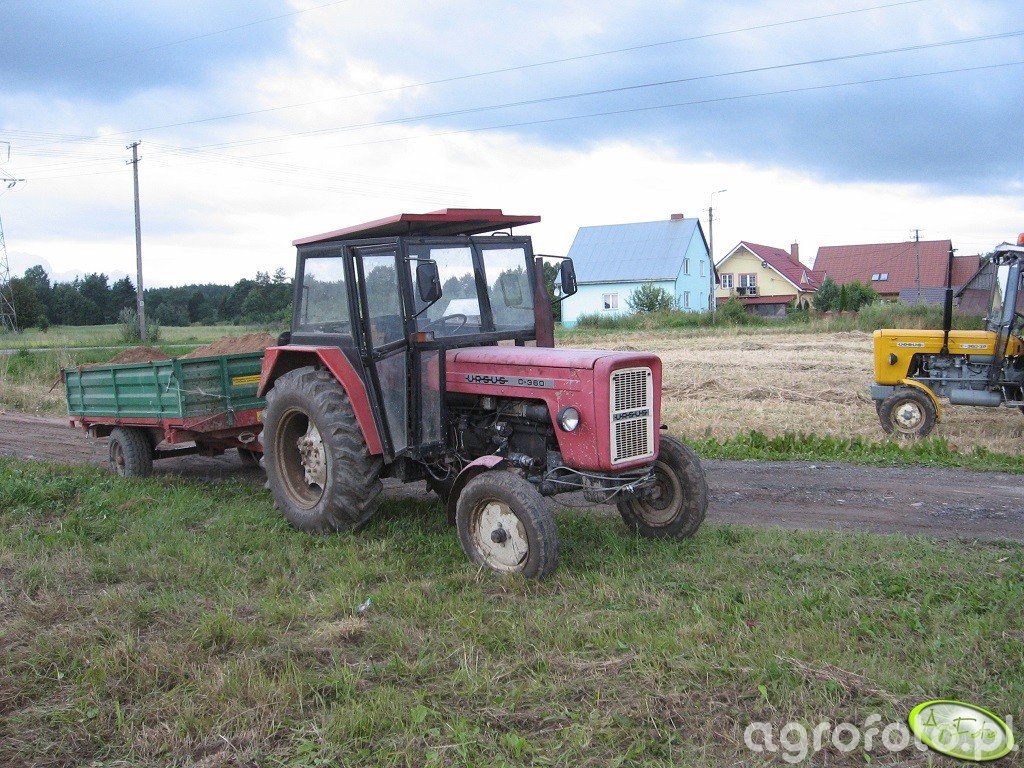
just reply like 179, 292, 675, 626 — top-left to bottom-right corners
259, 209, 707, 578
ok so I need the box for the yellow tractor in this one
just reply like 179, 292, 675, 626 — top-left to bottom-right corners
871, 235, 1024, 437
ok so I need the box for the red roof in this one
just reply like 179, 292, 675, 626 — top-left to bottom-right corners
293, 208, 541, 245
738, 242, 825, 290
812, 240, 979, 294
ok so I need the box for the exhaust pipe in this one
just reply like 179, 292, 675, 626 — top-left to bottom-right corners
949, 389, 1002, 407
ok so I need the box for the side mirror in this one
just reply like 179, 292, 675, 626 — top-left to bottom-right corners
498, 272, 525, 307
416, 261, 442, 304
559, 259, 578, 298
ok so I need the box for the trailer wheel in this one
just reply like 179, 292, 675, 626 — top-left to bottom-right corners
455, 471, 558, 579
263, 366, 383, 534
617, 436, 707, 539
108, 427, 154, 478
878, 388, 936, 438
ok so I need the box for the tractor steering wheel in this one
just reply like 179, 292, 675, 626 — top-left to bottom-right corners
425, 313, 468, 333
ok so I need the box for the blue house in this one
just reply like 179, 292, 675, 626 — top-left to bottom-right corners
560, 214, 712, 327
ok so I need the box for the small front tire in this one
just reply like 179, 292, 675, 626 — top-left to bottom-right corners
455, 471, 559, 579
108, 427, 154, 478
617, 435, 708, 539
878, 388, 936, 438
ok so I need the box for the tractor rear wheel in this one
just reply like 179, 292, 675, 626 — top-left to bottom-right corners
455, 471, 558, 579
108, 427, 154, 478
617, 435, 707, 539
263, 367, 383, 534
878, 388, 936, 438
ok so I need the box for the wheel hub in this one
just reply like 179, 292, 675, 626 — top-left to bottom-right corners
296, 423, 326, 487
894, 401, 923, 430
473, 501, 528, 570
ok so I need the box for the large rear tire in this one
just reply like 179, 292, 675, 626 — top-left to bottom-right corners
455, 471, 559, 579
617, 435, 707, 539
263, 367, 383, 534
878, 387, 936, 438
108, 427, 154, 478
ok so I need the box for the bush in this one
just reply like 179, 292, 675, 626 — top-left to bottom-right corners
854, 301, 985, 332
626, 283, 676, 313
117, 308, 162, 344
813, 277, 840, 312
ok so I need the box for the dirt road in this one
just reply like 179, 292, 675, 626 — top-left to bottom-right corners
1, 411, 1021, 543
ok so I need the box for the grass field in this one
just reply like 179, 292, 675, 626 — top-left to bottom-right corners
0, 323, 282, 350
0, 459, 1020, 766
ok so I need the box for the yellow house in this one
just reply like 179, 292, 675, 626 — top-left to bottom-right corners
715, 241, 823, 317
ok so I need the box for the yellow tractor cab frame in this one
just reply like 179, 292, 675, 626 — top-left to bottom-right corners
871, 234, 1024, 437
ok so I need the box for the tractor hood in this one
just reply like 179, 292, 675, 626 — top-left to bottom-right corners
446, 346, 646, 371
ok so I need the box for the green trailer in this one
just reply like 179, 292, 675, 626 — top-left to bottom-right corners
65, 351, 267, 477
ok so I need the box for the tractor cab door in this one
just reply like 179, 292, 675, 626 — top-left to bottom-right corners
351, 244, 446, 460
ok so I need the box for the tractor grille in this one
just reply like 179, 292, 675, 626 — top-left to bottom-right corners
610, 367, 654, 464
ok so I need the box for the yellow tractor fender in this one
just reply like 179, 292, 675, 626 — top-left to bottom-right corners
899, 379, 943, 422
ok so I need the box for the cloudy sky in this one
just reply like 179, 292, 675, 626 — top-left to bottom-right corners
1, 0, 1022, 287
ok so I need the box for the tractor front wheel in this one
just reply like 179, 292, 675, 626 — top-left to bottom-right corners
263, 367, 383, 534
455, 471, 559, 579
878, 388, 936, 438
617, 435, 708, 539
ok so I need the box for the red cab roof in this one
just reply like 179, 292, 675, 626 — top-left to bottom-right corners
293, 208, 541, 246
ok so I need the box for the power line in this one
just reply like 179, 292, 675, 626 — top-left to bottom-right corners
113, 0, 933, 136
170, 29, 1024, 153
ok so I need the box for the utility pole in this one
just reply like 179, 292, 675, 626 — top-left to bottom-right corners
913, 228, 922, 304
0, 176, 25, 333
709, 189, 727, 316
127, 142, 146, 341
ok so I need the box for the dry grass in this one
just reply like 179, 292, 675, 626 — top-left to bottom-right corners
563, 326, 1024, 456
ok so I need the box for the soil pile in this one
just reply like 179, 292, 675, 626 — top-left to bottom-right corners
77, 346, 170, 368
182, 333, 277, 359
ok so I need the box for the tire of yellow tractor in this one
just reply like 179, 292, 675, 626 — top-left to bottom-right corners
455, 470, 559, 579
878, 388, 936, 438
108, 426, 154, 478
617, 435, 708, 539
263, 366, 383, 534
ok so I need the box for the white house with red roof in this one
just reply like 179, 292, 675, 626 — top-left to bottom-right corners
715, 241, 824, 316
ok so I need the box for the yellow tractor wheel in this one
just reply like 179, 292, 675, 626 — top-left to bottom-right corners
878, 388, 937, 438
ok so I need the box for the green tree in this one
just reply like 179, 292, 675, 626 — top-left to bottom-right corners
8, 277, 45, 328
79, 273, 113, 322
187, 290, 205, 323
109, 277, 137, 317
813, 277, 840, 312
846, 280, 877, 310
626, 283, 676, 313
837, 284, 850, 311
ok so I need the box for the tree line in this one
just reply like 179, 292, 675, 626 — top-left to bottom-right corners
5, 265, 294, 330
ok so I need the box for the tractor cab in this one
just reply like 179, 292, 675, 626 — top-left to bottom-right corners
278, 209, 575, 462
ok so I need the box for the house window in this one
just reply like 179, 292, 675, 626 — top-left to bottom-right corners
739, 273, 757, 289
602, 293, 618, 311
721, 273, 734, 289
871, 273, 889, 281
683, 258, 690, 275
700, 261, 706, 277
683, 291, 691, 308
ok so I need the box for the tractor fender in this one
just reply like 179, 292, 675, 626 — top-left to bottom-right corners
258, 346, 383, 454
446, 455, 508, 524
899, 378, 944, 422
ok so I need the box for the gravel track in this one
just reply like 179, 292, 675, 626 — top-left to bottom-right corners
1, 411, 1021, 543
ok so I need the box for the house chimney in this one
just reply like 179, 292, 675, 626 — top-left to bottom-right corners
670, 213, 685, 220
790, 242, 800, 263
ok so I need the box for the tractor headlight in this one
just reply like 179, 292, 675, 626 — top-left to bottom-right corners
557, 406, 581, 432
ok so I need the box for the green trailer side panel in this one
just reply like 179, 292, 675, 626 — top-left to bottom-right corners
65, 352, 265, 420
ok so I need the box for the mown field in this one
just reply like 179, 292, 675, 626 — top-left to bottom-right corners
5, 322, 1024, 458
0, 459, 1020, 767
